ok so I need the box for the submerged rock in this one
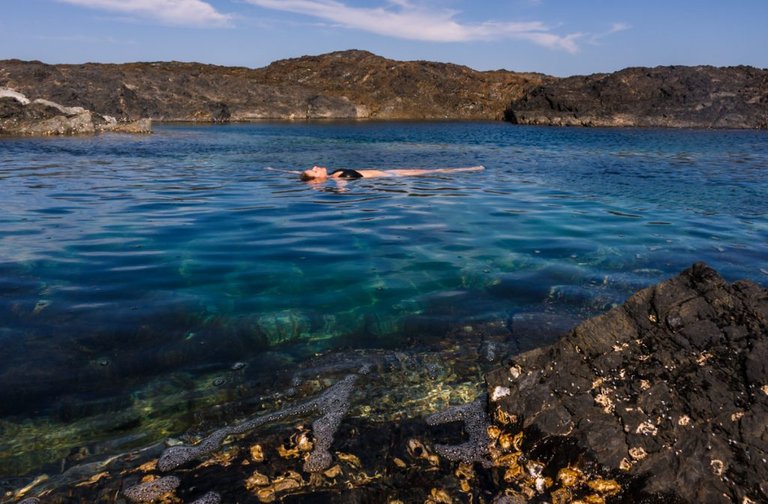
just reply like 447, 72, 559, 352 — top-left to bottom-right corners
486, 262, 768, 503
426, 396, 492, 467
0, 88, 150, 136
157, 374, 358, 473
8, 264, 766, 503
123, 475, 180, 502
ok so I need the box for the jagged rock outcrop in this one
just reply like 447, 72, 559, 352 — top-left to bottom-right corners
486, 263, 768, 503
506, 65, 768, 128
0, 51, 542, 121
0, 88, 150, 135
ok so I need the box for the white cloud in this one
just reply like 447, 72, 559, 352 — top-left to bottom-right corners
245, 0, 582, 52
59, 0, 233, 27
608, 22, 631, 34
588, 21, 631, 45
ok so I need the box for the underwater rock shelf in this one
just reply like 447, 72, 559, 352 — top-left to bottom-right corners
6, 263, 766, 503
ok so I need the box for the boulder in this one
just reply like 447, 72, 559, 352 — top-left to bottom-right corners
486, 263, 768, 502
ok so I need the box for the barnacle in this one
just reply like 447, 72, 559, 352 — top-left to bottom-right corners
271, 471, 304, 493
249, 444, 265, 463
494, 406, 517, 425
425, 488, 453, 503
454, 463, 475, 493
557, 466, 583, 487
322, 464, 342, 479
336, 452, 362, 469
586, 478, 621, 496
244, 470, 270, 490
407, 438, 429, 460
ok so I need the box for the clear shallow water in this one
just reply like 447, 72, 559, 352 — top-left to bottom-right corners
1, 122, 767, 475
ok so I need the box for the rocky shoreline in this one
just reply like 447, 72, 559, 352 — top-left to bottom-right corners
4, 263, 766, 503
0, 88, 150, 136
2, 51, 766, 129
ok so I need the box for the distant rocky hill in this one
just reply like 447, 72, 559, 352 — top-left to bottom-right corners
255, 50, 543, 120
1, 51, 766, 128
506, 65, 768, 129
0, 50, 542, 122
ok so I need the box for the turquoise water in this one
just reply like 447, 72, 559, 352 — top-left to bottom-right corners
1, 122, 767, 474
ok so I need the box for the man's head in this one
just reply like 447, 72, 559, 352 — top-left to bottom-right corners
300, 165, 328, 180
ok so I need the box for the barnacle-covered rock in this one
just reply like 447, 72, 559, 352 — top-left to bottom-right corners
487, 263, 768, 503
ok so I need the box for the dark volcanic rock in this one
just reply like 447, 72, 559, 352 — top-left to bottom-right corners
506, 65, 768, 128
486, 263, 768, 503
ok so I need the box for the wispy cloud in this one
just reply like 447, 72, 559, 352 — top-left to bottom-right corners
59, 0, 233, 28
589, 22, 631, 44
245, 0, 582, 52
609, 22, 631, 33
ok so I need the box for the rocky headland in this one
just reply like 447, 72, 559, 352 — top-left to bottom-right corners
2, 51, 766, 128
6, 264, 766, 503
505, 65, 768, 129
0, 88, 150, 135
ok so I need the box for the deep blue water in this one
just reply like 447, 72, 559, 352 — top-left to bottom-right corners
1, 122, 767, 474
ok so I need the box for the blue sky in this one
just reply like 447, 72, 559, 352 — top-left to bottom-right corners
1, 0, 766, 76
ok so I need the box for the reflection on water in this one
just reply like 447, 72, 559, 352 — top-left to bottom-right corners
1, 122, 767, 477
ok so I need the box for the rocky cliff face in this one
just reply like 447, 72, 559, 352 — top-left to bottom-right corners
506, 65, 768, 128
0, 50, 542, 122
